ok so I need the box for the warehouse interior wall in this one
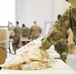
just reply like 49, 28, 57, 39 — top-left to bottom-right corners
0, 0, 70, 33
0, 0, 70, 35
15, 0, 70, 35
0, 0, 15, 26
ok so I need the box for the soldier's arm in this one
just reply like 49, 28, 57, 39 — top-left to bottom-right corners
41, 8, 71, 50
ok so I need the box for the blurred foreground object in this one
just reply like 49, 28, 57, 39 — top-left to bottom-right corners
30, 21, 42, 40
0, 28, 8, 64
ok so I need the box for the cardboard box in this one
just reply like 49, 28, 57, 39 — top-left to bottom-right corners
0, 47, 7, 64
68, 42, 75, 54
0, 28, 8, 64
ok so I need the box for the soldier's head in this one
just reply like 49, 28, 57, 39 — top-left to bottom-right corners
34, 21, 36, 24
16, 21, 19, 25
33, 21, 37, 26
8, 21, 10, 25
57, 14, 61, 20
66, 0, 76, 3
16, 21, 19, 27
22, 24, 25, 27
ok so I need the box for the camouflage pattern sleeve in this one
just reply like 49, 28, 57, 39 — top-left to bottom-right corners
70, 3, 76, 39
42, 7, 71, 50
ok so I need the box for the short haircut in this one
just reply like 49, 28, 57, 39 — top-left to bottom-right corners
16, 21, 19, 24
34, 21, 36, 23
57, 14, 61, 20
22, 24, 25, 27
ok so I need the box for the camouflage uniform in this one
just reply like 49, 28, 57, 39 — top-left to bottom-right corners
41, 3, 76, 62
22, 26, 30, 46
30, 25, 42, 40
12, 26, 22, 53
22, 27, 29, 37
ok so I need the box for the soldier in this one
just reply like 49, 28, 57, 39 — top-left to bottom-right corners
7, 21, 14, 31
12, 21, 22, 54
22, 24, 30, 38
21, 24, 30, 45
7, 21, 11, 30
30, 21, 42, 40
41, 0, 76, 62
53, 14, 69, 62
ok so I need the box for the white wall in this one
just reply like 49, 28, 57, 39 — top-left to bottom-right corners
0, 0, 15, 26
54, 0, 70, 21
16, 0, 54, 35
15, 0, 70, 35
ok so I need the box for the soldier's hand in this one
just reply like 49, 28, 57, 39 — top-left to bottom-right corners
39, 47, 49, 58
61, 51, 68, 62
